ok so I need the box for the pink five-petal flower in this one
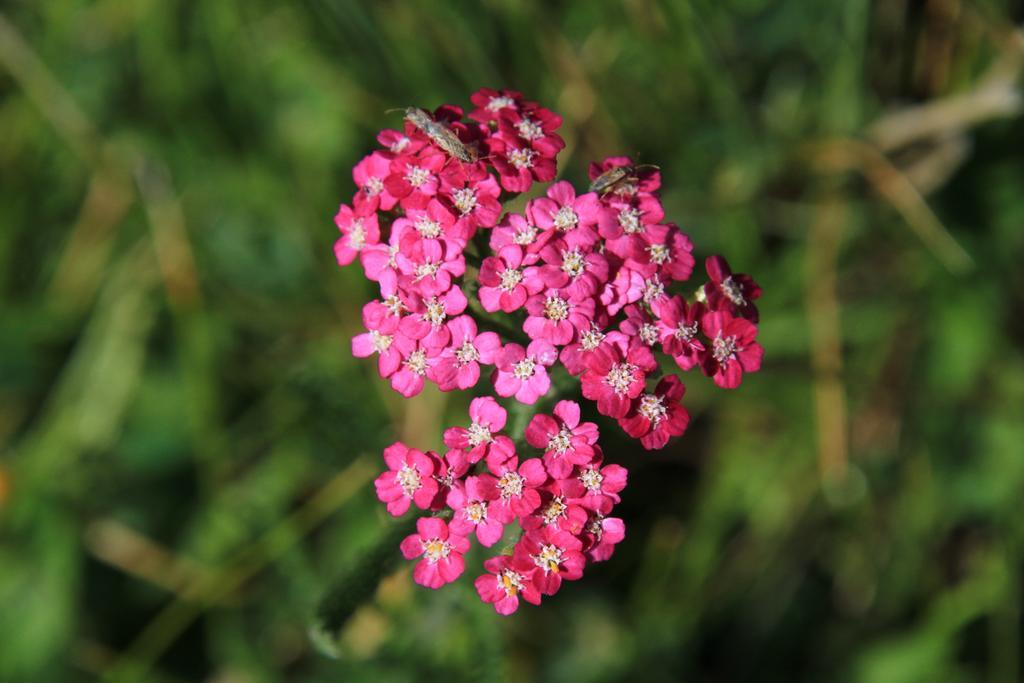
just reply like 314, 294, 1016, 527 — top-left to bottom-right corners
619, 374, 691, 450
431, 315, 502, 391
521, 477, 588, 535
703, 255, 762, 322
526, 181, 601, 249
619, 303, 661, 353
643, 223, 694, 283
352, 151, 398, 212
574, 460, 628, 515
398, 285, 468, 350
396, 239, 465, 297
399, 517, 470, 589
442, 396, 514, 465
536, 239, 610, 301
700, 310, 764, 389
439, 163, 502, 231
373, 442, 439, 516
522, 288, 595, 346
514, 525, 586, 596
580, 339, 657, 418
581, 513, 626, 562
474, 554, 542, 615
488, 136, 556, 193
384, 147, 446, 210
524, 400, 599, 479
489, 212, 553, 254
478, 245, 543, 313
653, 296, 706, 371
430, 449, 470, 510
351, 303, 402, 378
487, 456, 548, 523
389, 334, 440, 397
598, 195, 664, 259
447, 474, 505, 547
559, 325, 619, 376
496, 107, 565, 158
333, 204, 380, 267
469, 88, 527, 122
492, 340, 558, 405
393, 199, 463, 252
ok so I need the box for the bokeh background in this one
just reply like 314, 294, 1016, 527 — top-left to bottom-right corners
2, 1, 1024, 681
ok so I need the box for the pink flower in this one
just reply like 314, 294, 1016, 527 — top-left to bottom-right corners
495, 107, 565, 158
429, 449, 470, 510
527, 181, 601, 249
488, 137, 556, 193
389, 335, 440, 397
384, 147, 447, 210
474, 554, 542, 615
489, 212, 552, 254
642, 223, 694, 283
469, 88, 528, 123
600, 263, 669, 315
392, 199, 464, 252
374, 442, 439, 516
352, 151, 398, 211
513, 525, 586, 595
523, 288, 595, 346
399, 517, 470, 589
559, 325, 618, 376
703, 255, 762, 322
701, 310, 764, 389
442, 396, 514, 465
398, 286, 468, 350
580, 339, 657, 418
431, 316, 502, 391
377, 128, 424, 156
333, 204, 380, 267
438, 163, 502, 231
536, 239, 610, 301
524, 400, 599, 479
654, 296, 705, 370
487, 456, 548, 522
521, 477, 588, 534
478, 245, 543, 313
351, 303, 402, 378
396, 239, 465, 297
448, 474, 505, 547
573, 459, 628, 514
619, 303, 661, 352
618, 375, 690, 451
598, 195, 664, 259
581, 513, 626, 562
359, 237, 400, 284
492, 340, 558, 405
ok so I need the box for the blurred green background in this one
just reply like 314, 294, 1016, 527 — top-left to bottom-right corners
2, 1, 1024, 681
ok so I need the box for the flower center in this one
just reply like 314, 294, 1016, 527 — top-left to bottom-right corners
452, 187, 478, 215
604, 362, 637, 395
547, 427, 573, 454
647, 242, 669, 264
404, 349, 428, 375
580, 327, 605, 351
713, 335, 739, 363
415, 261, 440, 280
508, 147, 535, 169
513, 224, 538, 245
515, 117, 544, 140
553, 206, 579, 231
421, 537, 452, 563
721, 276, 746, 306
512, 357, 536, 380
405, 164, 431, 188
579, 467, 604, 492
370, 330, 393, 353
364, 176, 384, 196
543, 295, 570, 321
488, 95, 516, 111
466, 500, 488, 524
390, 136, 411, 153
499, 569, 524, 597
639, 322, 659, 346
499, 267, 523, 292
618, 207, 644, 234
587, 514, 605, 538
466, 421, 492, 447
348, 218, 366, 249
454, 340, 479, 364
415, 217, 442, 239
422, 297, 446, 326
638, 393, 667, 425
561, 248, 585, 278
533, 544, 564, 573
498, 471, 525, 498
397, 464, 422, 497
643, 276, 665, 303
675, 321, 698, 341
383, 294, 405, 316
542, 497, 567, 525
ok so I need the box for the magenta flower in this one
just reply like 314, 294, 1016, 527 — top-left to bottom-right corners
619, 303, 661, 352
489, 137, 556, 193
521, 477, 589, 535
376, 127, 424, 156
468, 88, 528, 123
559, 325, 619, 376
654, 296, 705, 370
429, 449, 470, 510
399, 517, 470, 589
333, 204, 380, 267
438, 163, 502, 231
396, 239, 465, 297
581, 513, 626, 562
431, 316, 502, 391
478, 245, 543, 314
580, 339, 657, 418
489, 212, 553, 254
703, 255, 762, 322
351, 304, 402, 378
573, 459, 628, 514
524, 400, 599, 479
384, 147, 446, 210
398, 286, 468, 350
527, 181, 601, 249
389, 335, 440, 397
619, 375, 690, 450
448, 474, 505, 547
643, 223, 694, 283
352, 151, 398, 212
536, 239, 610, 301
474, 555, 542, 615
487, 456, 547, 523
701, 310, 764, 389
373, 442, 439, 516
492, 340, 558, 405
392, 199, 463, 252
442, 396, 514, 465
514, 525, 586, 596
598, 195, 665, 259
523, 288, 595, 346
496, 107, 565, 158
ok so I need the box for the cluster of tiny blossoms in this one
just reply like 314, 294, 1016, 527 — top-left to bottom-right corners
334, 89, 764, 613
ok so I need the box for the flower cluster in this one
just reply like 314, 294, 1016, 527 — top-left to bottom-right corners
376, 398, 624, 613
335, 89, 765, 613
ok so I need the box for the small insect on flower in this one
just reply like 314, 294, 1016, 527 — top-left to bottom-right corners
403, 106, 479, 163
588, 163, 659, 195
